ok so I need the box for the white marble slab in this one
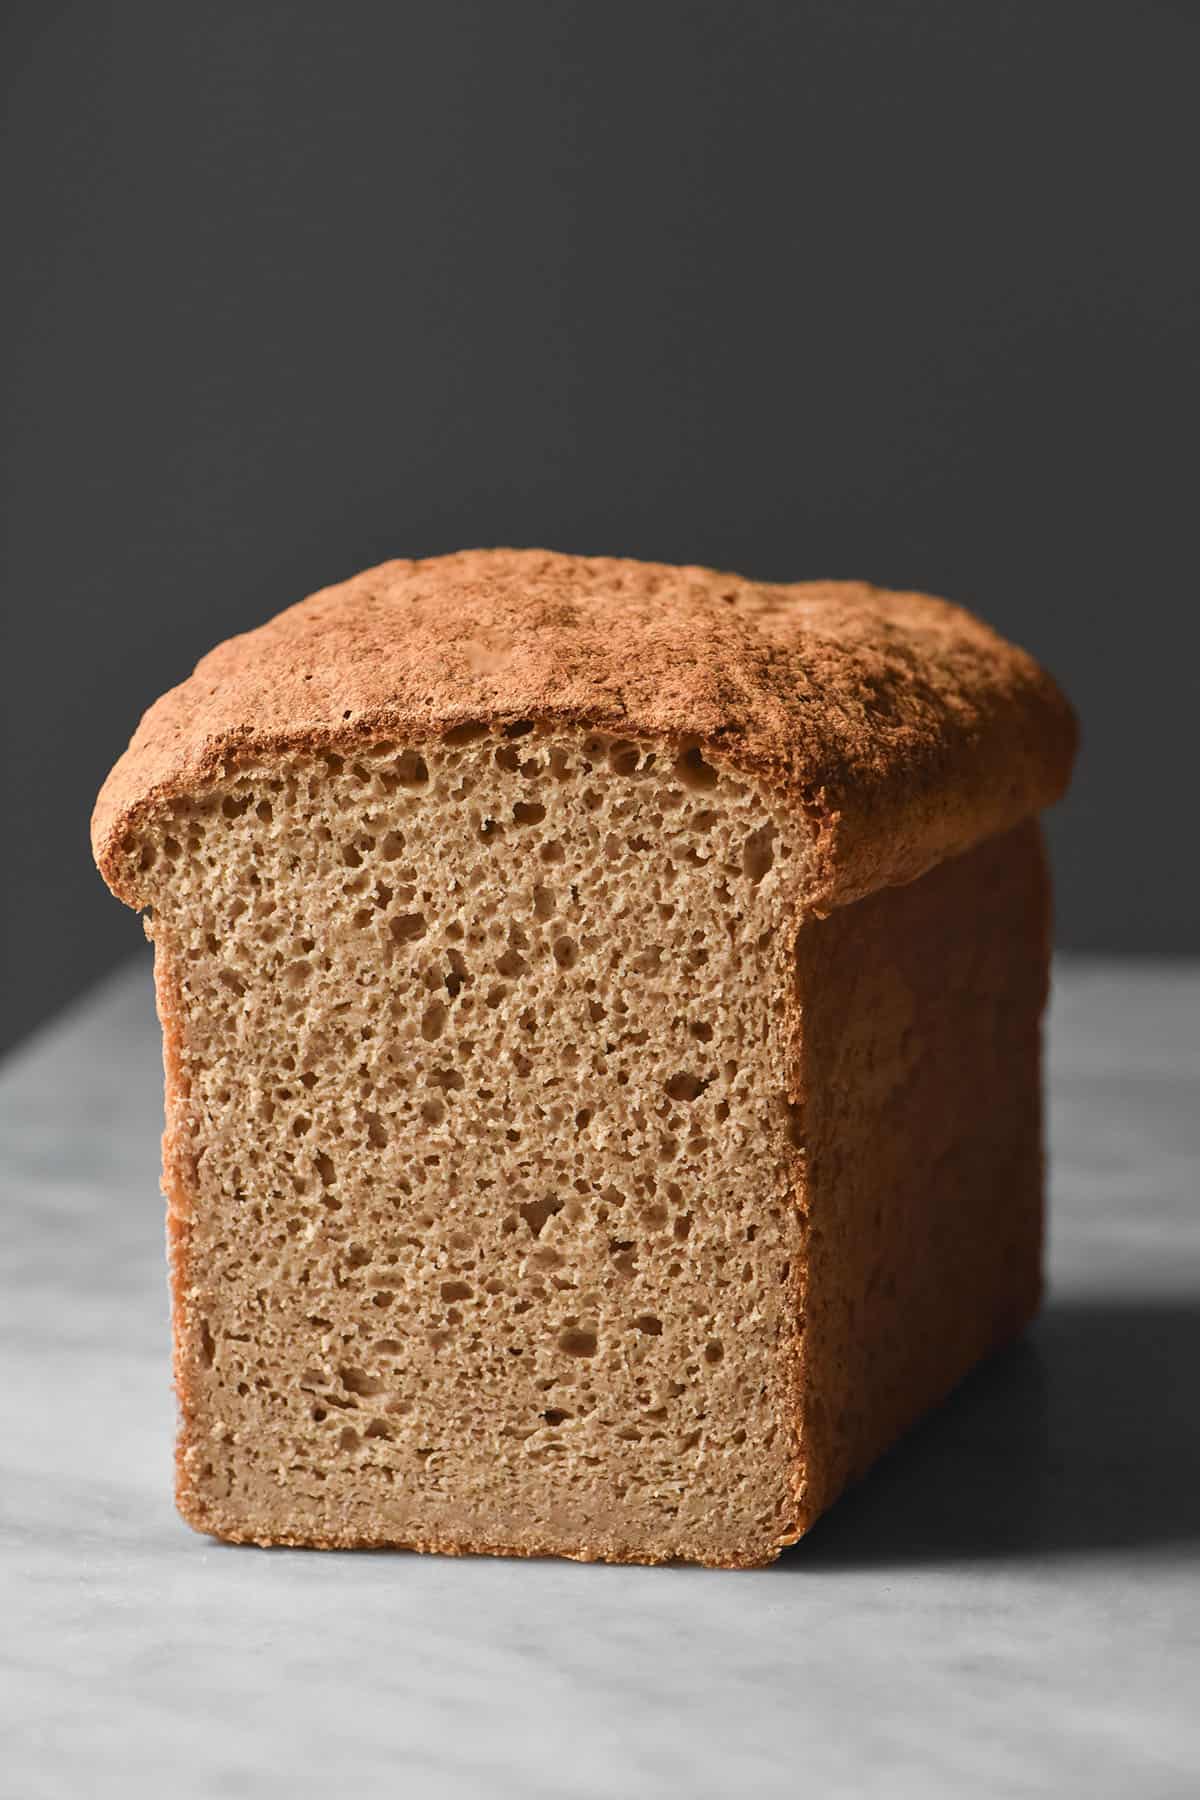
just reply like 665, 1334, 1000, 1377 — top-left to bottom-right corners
2, 956, 1197, 1798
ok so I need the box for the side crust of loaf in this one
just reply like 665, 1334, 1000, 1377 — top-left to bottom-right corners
92, 550, 1076, 918
791, 820, 1050, 1532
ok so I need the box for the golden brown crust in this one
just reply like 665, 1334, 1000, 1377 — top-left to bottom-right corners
92, 549, 1076, 914
789, 820, 1050, 1532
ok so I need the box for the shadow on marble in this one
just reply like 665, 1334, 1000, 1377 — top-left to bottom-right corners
781, 1295, 1200, 1569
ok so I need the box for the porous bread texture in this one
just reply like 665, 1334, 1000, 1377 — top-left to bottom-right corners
138, 727, 811, 1566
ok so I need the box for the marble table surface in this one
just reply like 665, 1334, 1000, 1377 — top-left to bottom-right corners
1, 955, 1197, 1798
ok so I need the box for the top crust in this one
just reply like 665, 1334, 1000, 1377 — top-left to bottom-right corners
91, 548, 1076, 912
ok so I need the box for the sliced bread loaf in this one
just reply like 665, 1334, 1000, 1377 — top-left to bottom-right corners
92, 550, 1075, 1565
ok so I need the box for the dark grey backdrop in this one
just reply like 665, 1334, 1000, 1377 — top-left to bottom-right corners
3, 1, 1197, 1057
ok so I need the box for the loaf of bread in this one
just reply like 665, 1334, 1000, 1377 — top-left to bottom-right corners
92, 550, 1075, 1566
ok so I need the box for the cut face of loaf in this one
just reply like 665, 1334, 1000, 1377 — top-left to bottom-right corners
138, 730, 813, 1564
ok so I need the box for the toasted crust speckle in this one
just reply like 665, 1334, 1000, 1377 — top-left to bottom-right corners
92, 548, 1076, 913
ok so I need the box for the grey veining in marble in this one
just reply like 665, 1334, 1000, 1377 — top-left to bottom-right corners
2, 955, 1198, 1798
